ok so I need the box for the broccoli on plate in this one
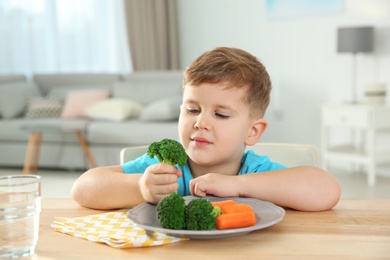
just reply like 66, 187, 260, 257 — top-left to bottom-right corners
147, 139, 187, 166
185, 198, 220, 230
156, 193, 221, 231
156, 192, 186, 230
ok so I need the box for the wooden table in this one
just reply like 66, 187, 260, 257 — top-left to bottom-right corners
36, 199, 390, 259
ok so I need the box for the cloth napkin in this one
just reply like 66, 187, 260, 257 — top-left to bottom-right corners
51, 209, 187, 248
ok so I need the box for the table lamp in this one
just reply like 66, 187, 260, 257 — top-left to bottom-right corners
337, 26, 374, 103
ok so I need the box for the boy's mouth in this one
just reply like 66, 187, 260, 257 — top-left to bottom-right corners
191, 137, 212, 146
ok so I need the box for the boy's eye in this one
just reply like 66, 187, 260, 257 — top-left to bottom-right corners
186, 108, 199, 114
215, 113, 229, 119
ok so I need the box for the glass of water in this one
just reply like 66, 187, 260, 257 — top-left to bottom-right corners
0, 175, 41, 258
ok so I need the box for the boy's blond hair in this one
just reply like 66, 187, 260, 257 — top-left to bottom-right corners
183, 47, 271, 118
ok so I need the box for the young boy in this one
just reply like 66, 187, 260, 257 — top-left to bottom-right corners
71, 47, 341, 211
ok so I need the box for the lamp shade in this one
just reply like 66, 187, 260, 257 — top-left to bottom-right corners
337, 26, 374, 53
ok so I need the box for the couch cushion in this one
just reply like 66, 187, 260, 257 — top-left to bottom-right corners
0, 82, 40, 118
113, 71, 182, 105
0, 75, 26, 83
33, 73, 120, 95
46, 85, 111, 102
139, 96, 181, 121
87, 120, 179, 145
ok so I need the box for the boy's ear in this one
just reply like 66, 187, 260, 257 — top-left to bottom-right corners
245, 118, 268, 146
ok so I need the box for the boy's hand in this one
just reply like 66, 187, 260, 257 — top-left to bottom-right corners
138, 163, 182, 204
190, 173, 240, 198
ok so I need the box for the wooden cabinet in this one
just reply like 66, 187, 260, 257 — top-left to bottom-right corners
321, 104, 390, 186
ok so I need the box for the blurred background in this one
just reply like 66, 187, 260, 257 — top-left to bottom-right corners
1, 0, 389, 197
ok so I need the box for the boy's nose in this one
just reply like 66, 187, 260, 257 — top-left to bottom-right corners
193, 115, 210, 130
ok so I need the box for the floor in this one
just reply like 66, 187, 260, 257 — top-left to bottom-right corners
1, 166, 390, 199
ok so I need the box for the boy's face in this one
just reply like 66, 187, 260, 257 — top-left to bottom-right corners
178, 83, 267, 168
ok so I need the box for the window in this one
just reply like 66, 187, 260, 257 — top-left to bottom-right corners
0, 0, 132, 74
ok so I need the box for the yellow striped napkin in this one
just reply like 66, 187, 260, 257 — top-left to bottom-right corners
51, 209, 187, 248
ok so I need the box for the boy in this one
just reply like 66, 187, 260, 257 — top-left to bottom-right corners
72, 47, 341, 211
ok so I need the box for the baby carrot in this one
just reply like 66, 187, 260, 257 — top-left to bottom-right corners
216, 211, 257, 230
221, 204, 253, 214
211, 200, 236, 209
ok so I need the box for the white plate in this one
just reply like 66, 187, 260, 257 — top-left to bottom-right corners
127, 196, 285, 239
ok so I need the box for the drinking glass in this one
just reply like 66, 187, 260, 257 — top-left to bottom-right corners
0, 175, 41, 258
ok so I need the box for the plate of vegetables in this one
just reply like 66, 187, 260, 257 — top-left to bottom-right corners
127, 194, 285, 239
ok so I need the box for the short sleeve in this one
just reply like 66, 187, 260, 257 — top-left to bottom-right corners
121, 153, 158, 173
239, 150, 286, 175
121, 154, 193, 196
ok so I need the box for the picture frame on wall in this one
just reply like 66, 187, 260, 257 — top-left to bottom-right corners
265, 0, 345, 20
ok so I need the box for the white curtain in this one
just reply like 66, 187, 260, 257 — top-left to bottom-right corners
0, 0, 132, 75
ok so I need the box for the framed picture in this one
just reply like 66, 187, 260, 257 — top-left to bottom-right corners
265, 0, 345, 20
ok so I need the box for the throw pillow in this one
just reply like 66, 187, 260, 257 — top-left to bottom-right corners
0, 82, 39, 118
61, 89, 110, 118
85, 98, 143, 122
25, 96, 63, 118
139, 96, 182, 121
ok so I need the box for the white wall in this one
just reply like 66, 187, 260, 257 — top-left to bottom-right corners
176, 0, 390, 149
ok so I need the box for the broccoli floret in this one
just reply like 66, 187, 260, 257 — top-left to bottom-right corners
156, 192, 186, 229
185, 198, 217, 230
211, 206, 222, 218
147, 139, 187, 166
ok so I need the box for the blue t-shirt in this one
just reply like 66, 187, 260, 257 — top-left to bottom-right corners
121, 150, 286, 196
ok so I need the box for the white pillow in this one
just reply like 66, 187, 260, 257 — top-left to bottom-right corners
140, 96, 182, 121
85, 98, 143, 121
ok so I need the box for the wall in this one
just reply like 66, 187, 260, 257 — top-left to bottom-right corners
176, 0, 390, 150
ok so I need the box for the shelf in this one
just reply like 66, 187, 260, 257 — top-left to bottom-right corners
325, 145, 390, 164
325, 145, 369, 163
321, 104, 390, 186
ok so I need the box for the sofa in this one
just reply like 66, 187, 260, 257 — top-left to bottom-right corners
0, 71, 182, 170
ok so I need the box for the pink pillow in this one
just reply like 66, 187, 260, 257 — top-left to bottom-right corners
61, 89, 110, 118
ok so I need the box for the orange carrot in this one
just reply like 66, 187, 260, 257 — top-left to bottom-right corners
221, 204, 253, 214
211, 200, 236, 209
216, 211, 257, 230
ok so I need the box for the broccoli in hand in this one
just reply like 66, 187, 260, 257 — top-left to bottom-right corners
147, 139, 187, 166
185, 198, 220, 230
156, 192, 186, 230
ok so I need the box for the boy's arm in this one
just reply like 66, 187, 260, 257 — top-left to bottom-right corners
71, 165, 145, 210
238, 166, 341, 211
190, 166, 341, 212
